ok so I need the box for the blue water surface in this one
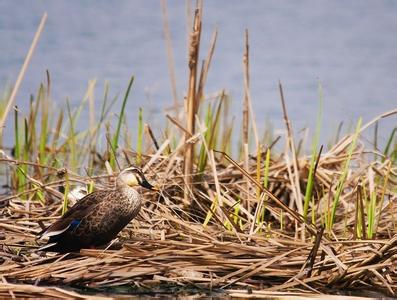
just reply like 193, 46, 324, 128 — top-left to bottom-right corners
0, 1, 396, 150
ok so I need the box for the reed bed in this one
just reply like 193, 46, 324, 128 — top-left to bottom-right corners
1, 2, 397, 298
1, 125, 396, 298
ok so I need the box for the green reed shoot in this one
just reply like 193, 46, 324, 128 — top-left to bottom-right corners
13, 107, 25, 193
311, 189, 316, 225
197, 97, 223, 174
219, 95, 233, 158
366, 184, 377, 239
234, 202, 243, 230
90, 83, 109, 143
49, 110, 64, 167
88, 82, 118, 172
62, 172, 70, 215
329, 117, 362, 230
111, 76, 134, 169
358, 183, 367, 239
23, 118, 29, 170
257, 148, 270, 225
27, 96, 37, 156
87, 180, 94, 194
136, 107, 143, 165
303, 83, 323, 221
66, 99, 77, 170
198, 104, 213, 173
203, 195, 218, 227
354, 185, 364, 239
383, 128, 396, 163
223, 200, 242, 231
39, 84, 49, 164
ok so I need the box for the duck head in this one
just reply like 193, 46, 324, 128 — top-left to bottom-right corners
116, 167, 154, 190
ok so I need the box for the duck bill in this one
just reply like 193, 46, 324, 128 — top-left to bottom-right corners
141, 179, 154, 190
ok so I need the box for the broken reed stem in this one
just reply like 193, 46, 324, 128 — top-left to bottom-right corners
243, 29, 251, 213
184, 5, 202, 204
185, 0, 193, 55
145, 123, 160, 151
242, 29, 259, 148
196, 28, 218, 109
242, 29, 249, 146
0, 13, 47, 136
278, 82, 303, 215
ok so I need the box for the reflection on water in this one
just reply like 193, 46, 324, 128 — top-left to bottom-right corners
0, 1, 396, 147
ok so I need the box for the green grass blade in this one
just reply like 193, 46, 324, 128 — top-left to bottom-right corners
111, 75, 134, 169
382, 127, 396, 162
136, 107, 143, 165
23, 118, 29, 167
329, 117, 362, 229
303, 82, 323, 221
198, 104, 212, 173
13, 106, 25, 192
39, 84, 49, 164
62, 172, 70, 215
66, 98, 77, 170
258, 148, 270, 225
367, 188, 376, 238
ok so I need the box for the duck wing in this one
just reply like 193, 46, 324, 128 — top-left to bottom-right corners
38, 189, 109, 240
39, 189, 129, 252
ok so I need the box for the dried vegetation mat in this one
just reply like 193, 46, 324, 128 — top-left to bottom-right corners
1, 130, 396, 298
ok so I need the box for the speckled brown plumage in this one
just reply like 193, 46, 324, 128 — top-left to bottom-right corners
38, 167, 153, 253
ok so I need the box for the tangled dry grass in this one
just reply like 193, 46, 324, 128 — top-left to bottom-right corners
1, 127, 396, 298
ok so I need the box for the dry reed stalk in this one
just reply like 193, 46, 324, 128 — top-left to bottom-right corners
0, 13, 47, 135
242, 29, 258, 214
195, 28, 217, 107
144, 123, 160, 151
242, 29, 250, 147
243, 143, 250, 211
185, 0, 193, 55
278, 82, 303, 216
166, 114, 190, 136
184, 5, 202, 204
142, 139, 170, 173
196, 117, 224, 221
359, 108, 397, 134
87, 79, 96, 137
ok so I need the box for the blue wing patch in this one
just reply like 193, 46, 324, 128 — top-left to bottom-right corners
70, 219, 81, 230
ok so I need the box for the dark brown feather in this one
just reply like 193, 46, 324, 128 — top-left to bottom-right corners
39, 189, 141, 253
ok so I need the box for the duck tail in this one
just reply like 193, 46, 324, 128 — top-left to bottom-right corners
38, 242, 59, 252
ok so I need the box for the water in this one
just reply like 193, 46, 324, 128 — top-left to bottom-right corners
1, 0, 396, 148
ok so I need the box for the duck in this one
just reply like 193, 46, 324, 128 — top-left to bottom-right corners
38, 166, 154, 253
